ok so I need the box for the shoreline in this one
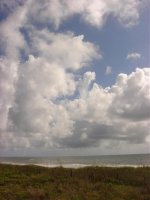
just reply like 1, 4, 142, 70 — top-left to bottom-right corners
1, 162, 150, 169
0, 154, 150, 169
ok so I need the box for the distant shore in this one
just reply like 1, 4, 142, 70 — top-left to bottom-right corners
0, 164, 150, 200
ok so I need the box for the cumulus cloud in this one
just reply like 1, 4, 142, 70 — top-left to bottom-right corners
8, 55, 75, 136
0, 1, 28, 60
61, 68, 150, 148
0, 0, 145, 29
1, 63, 150, 150
0, 6, 101, 150
29, 29, 100, 71
0, 58, 18, 131
127, 52, 142, 60
25, 0, 143, 28
110, 68, 150, 120
0, 0, 149, 153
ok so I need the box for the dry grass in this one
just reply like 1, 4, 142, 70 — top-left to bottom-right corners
0, 164, 150, 200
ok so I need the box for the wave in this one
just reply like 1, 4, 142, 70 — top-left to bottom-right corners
1, 161, 150, 168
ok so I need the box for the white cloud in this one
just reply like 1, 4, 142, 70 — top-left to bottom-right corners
29, 29, 100, 71
62, 68, 150, 148
110, 68, 150, 120
127, 52, 142, 60
25, 0, 143, 29
0, 0, 102, 150
105, 66, 112, 75
0, 2, 28, 60
0, 58, 18, 132
0, 0, 146, 30
80, 0, 142, 28
1, 57, 150, 150
38, 0, 140, 27
0, 0, 149, 153
7, 56, 76, 140
0, 34, 100, 150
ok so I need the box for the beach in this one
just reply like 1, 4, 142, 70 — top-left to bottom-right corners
0, 163, 150, 200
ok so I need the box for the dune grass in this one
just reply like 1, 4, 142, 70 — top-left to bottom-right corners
0, 164, 150, 200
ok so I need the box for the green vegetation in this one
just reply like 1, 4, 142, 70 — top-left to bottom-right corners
0, 164, 150, 200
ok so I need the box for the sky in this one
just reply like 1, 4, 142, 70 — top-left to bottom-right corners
0, 0, 150, 156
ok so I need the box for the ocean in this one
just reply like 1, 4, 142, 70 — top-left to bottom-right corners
0, 154, 150, 168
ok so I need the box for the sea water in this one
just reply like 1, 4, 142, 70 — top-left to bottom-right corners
0, 154, 150, 168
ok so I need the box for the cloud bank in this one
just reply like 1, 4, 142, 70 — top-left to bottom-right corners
0, 0, 149, 153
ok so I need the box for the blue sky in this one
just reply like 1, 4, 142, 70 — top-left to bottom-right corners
0, 0, 150, 156
59, 5, 150, 87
